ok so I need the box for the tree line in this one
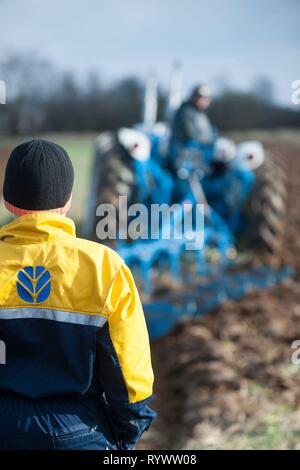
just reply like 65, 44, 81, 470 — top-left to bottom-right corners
0, 54, 299, 135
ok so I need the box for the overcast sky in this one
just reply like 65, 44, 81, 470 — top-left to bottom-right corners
1, 0, 299, 104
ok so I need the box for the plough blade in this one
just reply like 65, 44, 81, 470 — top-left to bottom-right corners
144, 266, 294, 339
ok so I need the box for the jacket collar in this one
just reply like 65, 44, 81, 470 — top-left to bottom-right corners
0, 212, 76, 245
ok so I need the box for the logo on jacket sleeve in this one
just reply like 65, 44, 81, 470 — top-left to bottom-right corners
17, 266, 51, 304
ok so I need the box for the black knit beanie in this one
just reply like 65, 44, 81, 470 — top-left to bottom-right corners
3, 139, 74, 215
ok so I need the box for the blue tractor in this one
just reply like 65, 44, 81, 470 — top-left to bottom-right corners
84, 63, 289, 337
84, 125, 290, 339
146, 125, 287, 261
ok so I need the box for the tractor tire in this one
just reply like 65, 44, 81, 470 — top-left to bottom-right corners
84, 132, 135, 243
238, 153, 287, 264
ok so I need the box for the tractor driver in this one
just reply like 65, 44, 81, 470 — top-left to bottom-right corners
168, 84, 214, 196
170, 84, 214, 146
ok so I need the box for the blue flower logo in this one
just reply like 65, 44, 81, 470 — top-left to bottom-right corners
17, 266, 51, 304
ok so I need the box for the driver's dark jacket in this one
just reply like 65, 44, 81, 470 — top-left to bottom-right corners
171, 101, 213, 144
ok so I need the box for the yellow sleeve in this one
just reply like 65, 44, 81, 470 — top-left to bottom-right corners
102, 263, 154, 404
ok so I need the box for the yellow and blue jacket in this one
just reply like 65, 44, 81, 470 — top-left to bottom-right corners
0, 213, 155, 450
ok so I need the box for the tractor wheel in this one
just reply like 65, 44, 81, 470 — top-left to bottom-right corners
85, 132, 135, 242
238, 154, 287, 264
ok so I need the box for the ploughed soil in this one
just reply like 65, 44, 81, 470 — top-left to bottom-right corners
139, 137, 300, 450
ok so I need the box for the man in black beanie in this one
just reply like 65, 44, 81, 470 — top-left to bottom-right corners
0, 139, 155, 450
3, 139, 74, 216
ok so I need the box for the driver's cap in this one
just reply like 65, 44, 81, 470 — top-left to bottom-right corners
191, 84, 211, 99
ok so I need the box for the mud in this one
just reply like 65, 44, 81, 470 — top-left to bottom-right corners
139, 139, 300, 450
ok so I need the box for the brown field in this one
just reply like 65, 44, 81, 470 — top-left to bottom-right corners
139, 132, 300, 450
